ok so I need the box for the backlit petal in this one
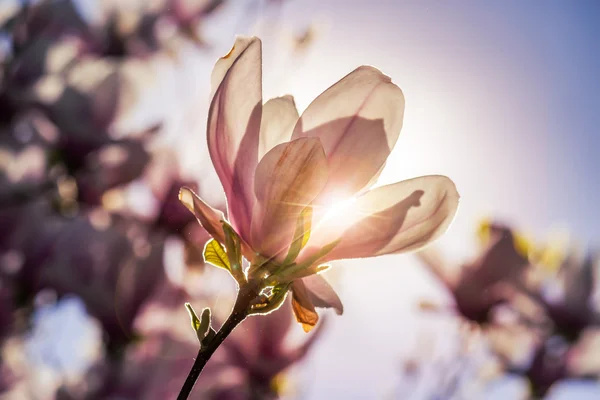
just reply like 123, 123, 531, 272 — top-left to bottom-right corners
251, 137, 328, 259
291, 279, 319, 332
299, 175, 459, 264
179, 187, 254, 260
208, 36, 262, 244
179, 187, 225, 244
259, 95, 299, 160
303, 274, 343, 315
292, 66, 404, 200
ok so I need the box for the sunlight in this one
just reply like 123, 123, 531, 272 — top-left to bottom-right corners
319, 195, 358, 223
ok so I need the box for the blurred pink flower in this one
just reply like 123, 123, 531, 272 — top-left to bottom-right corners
418, 222, 530, 323
205, 299, 325, 399
182, 36, 459, 331
69, 289, 322, 399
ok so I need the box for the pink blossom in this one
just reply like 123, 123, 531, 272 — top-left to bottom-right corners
181, 36, 459, 331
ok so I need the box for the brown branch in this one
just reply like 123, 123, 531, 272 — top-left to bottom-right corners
177, 279, 261, 400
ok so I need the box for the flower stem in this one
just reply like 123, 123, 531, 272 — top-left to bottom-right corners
177, 280, 261, 400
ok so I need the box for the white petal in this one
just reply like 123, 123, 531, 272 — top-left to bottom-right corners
207, 36, 262, 244
251, 138, 328, 259
292, 66, 404, 200
259, 95, 299, 160
299, 175, 459, 264
303, 274, 343, 315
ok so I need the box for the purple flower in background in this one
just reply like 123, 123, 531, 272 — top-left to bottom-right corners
419, 220, 600, 397
202, 299, 326, 399
417, 221, 530, 324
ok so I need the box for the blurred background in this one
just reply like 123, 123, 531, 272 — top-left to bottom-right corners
0, 0, 599, 399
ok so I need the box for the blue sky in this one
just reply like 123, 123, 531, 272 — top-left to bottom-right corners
260, 1, 600, 397
268, 0, 600, 249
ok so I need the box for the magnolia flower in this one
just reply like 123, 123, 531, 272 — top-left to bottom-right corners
181, 36, 459, 331
417, 222, 531, 323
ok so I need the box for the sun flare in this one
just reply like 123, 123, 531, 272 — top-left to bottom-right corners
319, 196, 359, 223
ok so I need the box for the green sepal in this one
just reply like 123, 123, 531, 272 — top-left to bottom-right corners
249, 283, 291, 315
247, 254, 272, 280
271, 239, 340, 283
278, 263, 331, 283
282, 206, 313, 266
222, 221, 246, 284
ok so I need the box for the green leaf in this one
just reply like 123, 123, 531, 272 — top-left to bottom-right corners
198, 308, 211, 339
283, 206, 313, 266
185, 303, 212, 343
203, 239, 231, 271
185, 302, 201, 332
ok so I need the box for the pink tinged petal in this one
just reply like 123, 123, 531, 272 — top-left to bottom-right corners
179, 187, 254, 259
258, 95, 299, 160
303, 274, 343, 315
300, 175, 459, 263
208, 36, 262, 244
251, 137, 328, 259
179, 187, 225, 244
292, 66, 405, 200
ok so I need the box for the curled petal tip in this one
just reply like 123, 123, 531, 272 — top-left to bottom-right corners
178, 186, 195, 213
177, 186, 227, 245
222, 44, 235, 59
222, 36, 260, 59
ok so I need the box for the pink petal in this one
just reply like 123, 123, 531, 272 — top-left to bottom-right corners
179, 187, 225, 244
258, 95, 299, 160
251, 137, 328, 260
178, 187, 253, 259
292, 66, 404, 201
299, 175, 459, 264
208, 36, 262, 245
303, 274, 343, 315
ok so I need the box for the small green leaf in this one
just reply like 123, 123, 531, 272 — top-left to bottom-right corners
185, 303, 212, 343
198, 308, 211, 339
185, 302, 201, 333
203, 239, 231, 271
283, 206, 313, 266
